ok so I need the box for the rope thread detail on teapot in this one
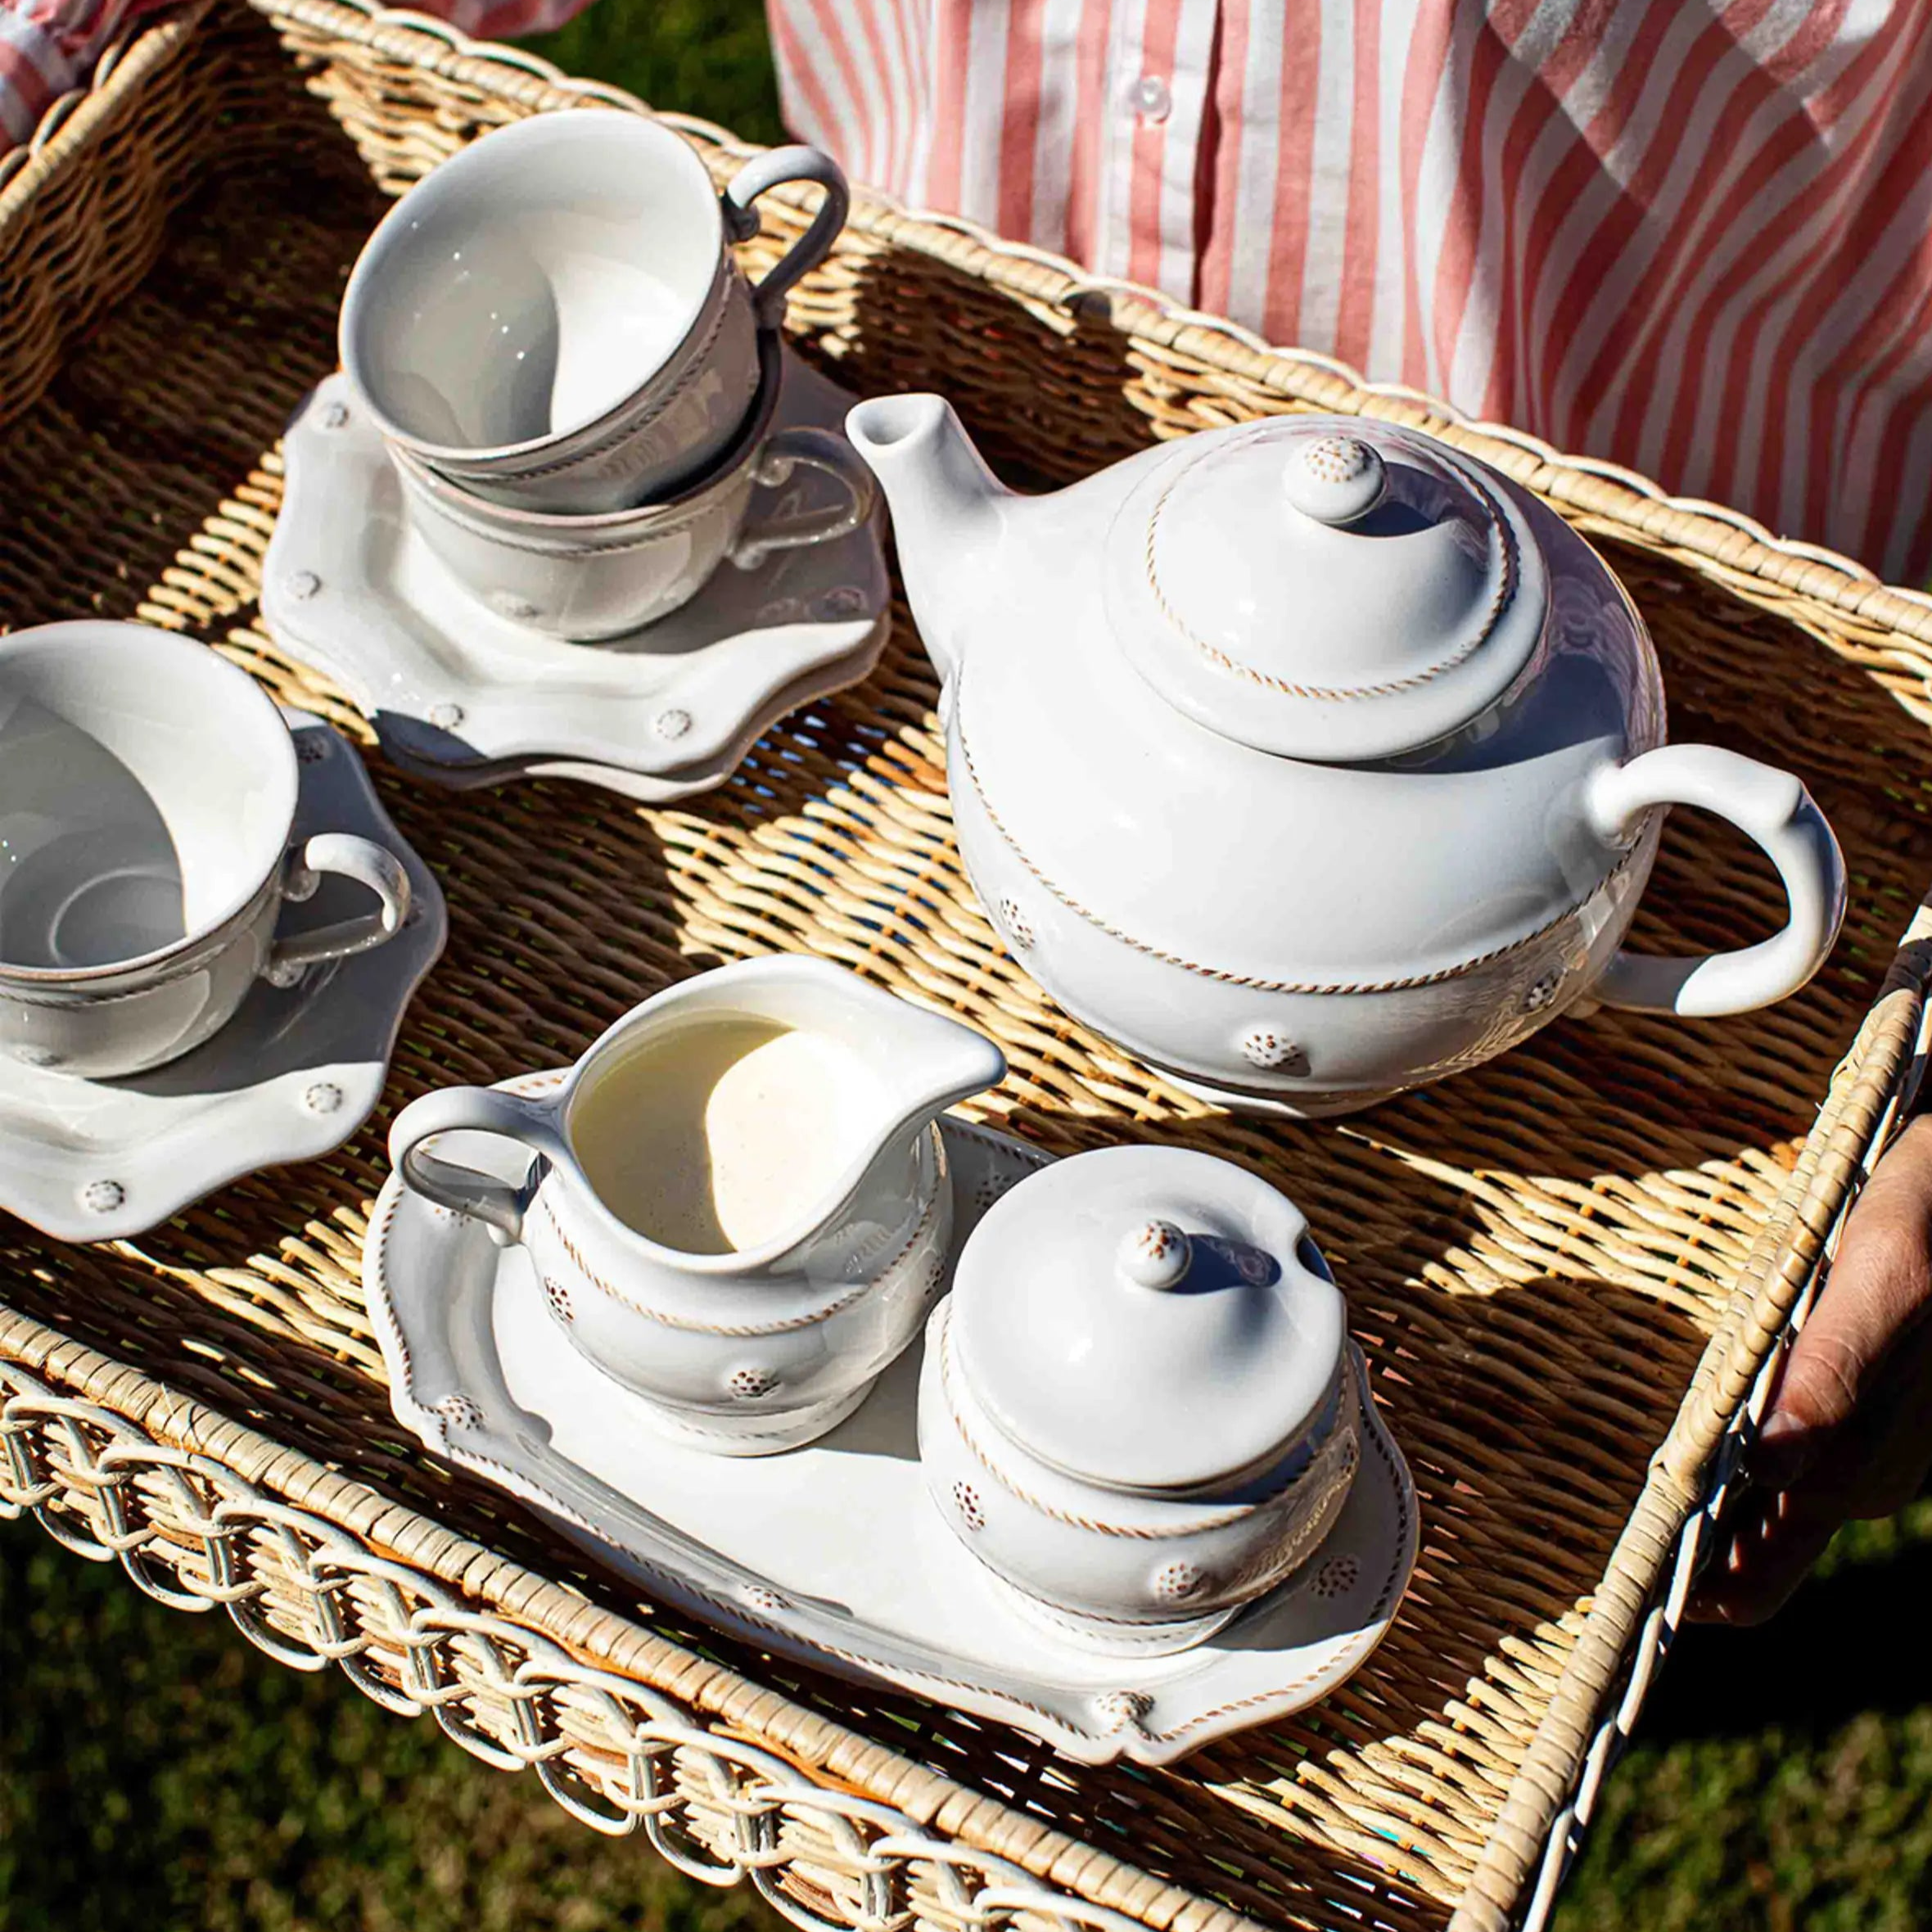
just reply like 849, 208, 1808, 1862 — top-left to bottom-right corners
952, 717, 1640, 994
1140, 429, 1519, 699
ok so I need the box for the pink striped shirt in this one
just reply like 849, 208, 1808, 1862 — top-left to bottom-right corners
0, 0, 579, 152
14, 0, 1930, 576
769, 0, 1932, 581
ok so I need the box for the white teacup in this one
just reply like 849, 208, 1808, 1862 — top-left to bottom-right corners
389, 333, 875, 641
0, 623, 412, 1080
341, 110, 849, 515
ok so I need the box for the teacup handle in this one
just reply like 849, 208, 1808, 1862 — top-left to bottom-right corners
390, 1087, 567, 1241
722, 145, 851, 326
1584, 744, 1847, 1017
729, 427, 877, 571
265, 833, 412, 985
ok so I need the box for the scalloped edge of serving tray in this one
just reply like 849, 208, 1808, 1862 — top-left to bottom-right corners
364, 1081, 1419, 1765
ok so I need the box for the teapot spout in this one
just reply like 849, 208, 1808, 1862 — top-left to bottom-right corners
846, 394, 1013, 681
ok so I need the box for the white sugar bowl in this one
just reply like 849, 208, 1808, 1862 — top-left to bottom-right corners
919, 1145, 1362, 1655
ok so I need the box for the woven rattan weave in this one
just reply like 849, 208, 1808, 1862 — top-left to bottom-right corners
3, 5, 1931, 1930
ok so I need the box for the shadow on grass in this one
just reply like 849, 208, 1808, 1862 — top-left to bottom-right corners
1642, 1536, 1932, 1743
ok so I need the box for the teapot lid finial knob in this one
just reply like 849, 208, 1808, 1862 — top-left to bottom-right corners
1283, 434, 1387, 526
1119, 1218, 1192, 1290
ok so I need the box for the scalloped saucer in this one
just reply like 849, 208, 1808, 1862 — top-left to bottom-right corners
260, 356, 888, 801
365, 1081, 1417, 1766
0, 712, 445, 1243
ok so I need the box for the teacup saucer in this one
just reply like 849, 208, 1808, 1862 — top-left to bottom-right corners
0, 711, 446, 1243
372, 639, 883, 804
365, 1081, 1418, 1766
260, 357, 890, 801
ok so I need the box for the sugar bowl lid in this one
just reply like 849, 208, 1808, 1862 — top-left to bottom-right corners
1103, 416, 1551, 761
950, 1146, 1347, 1493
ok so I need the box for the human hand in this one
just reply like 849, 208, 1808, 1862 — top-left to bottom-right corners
1691, 1113, 1932, 1624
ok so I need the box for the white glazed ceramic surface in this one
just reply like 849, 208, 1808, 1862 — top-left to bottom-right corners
846, 397, 1848, 1114
386, 959, 1007, 1453
367, 636, 884, 803
0, 711, 445, 1243
340, 111, 848, 512
0, 625, 413, 1080
364, 1098, 1419, 1764
919, 1146, 1360, 1654
389, 336, 875, 641
260, 359, 891, 797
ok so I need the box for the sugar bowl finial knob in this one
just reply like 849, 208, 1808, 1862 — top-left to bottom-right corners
1283, 434, 1387, 526
1119, 1218, 1193, 1290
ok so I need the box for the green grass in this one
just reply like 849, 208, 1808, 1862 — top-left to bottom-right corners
520, 0, 784, 147
5, 7, 1930, 1928
7, 1506, 1931, 1930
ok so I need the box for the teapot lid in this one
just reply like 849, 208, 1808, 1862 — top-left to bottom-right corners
1104, 417, 1551, 761
950, 1146, 1347, 1493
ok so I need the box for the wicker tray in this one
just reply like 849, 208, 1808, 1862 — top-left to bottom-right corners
3, 5, 1931, 1930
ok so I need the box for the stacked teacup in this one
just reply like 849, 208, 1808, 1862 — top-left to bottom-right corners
339, 111, 869, 641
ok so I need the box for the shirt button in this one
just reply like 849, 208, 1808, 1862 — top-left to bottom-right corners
1131, 72, 1171, 123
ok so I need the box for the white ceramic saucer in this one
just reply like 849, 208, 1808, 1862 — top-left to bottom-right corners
365, 1080, 1418, 1766
260, 357, 890, 801
0, 712, 446, 1243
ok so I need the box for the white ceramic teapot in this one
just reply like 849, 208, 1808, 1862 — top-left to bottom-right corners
847, 399, 1848, 1113
919, 1145, 1362, 1654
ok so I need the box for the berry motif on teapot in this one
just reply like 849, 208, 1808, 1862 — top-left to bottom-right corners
1150, 1560, 1210, 1603
951, 1481, 985, 1532
729, 1366, 781, 1401
1239, 1027, 1309, 1075
543, 1276, 574, 1325
995, 897, 1035, 951
1283, 436, 1388, 525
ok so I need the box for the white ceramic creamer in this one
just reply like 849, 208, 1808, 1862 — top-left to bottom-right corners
389, 957, 1006, 1452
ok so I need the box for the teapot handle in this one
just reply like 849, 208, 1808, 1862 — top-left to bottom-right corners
389, 1087, 567, 1241
1584, 744, 1846, 1018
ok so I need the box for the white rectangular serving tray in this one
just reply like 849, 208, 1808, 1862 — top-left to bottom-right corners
365, 1092, 1417, 1765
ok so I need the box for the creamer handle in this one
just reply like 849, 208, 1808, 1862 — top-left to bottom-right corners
1586, 744, 1846, 1017
388, 1087, 565, 1240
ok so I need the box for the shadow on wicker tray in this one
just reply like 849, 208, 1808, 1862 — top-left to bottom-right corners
7, 20, 1932, 1922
